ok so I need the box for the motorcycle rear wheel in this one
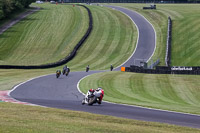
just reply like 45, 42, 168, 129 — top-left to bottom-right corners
88, 96, 97, 105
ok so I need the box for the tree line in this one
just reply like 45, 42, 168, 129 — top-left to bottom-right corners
0, 0, 35, 20
61, 0, 200, 3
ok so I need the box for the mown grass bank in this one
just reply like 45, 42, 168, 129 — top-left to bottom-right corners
0, 3, 89, 65
68, 5, 136, 70
0, 102, 199, 133
79, 71, 200, 115
108, 4, 200, 66
0, 3, 199, 132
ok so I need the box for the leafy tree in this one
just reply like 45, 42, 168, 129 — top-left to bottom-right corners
0, 0, 4, 19
0, 0, 34, 19
2, 0, 14, 18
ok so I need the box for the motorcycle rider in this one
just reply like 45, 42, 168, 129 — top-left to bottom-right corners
56, 70, 61, 78
95, 87, 104, 104
62, 65, 67, 75
63, 65, 70, 75
86, 65, 90, 72
86, 87, 104, 104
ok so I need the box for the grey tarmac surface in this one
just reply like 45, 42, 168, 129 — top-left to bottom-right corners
107, 6, 156, 69
10, 6, 200, 128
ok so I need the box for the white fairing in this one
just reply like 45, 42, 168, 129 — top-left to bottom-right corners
93, 90, 102, 97
84, 90, 102, 104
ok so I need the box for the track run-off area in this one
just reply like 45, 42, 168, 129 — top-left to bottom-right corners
7, 5, 200, 129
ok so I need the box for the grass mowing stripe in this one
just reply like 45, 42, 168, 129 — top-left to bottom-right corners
107, 4, 200, 66
172, 16, 200, 66
0, 4, 88, 65
68, 6, 136, 71
69, 7, 109, 69
79, 72, 200, 114
91, 9, 119, 68
0, 102, 199, 133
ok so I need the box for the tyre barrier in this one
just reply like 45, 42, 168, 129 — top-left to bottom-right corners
0, 5, 93, 69
124, 65, 200, 75
165, 17, 172, 67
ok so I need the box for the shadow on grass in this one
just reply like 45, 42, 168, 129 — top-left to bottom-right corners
0, 34, 9, 38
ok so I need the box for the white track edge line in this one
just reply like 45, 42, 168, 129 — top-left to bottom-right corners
8, 5, 199, 118
8, 74, 54, 108
77, 74, 200, 117
111, 7, 140, 70
77, 6, 200, 117
113, 6, 157, 63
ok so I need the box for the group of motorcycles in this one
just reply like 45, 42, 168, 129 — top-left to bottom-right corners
56, 65, 104, 106
56, 65, 70, 78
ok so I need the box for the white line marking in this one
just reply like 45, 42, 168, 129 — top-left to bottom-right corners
110, 6, 157, 65
112, 7, 140, 70
8, 74, 54, 108
77, 74, 200, 117
9, 6, 200, 119
77, 6, 200, 117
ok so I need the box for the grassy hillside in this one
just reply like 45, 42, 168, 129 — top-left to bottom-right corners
0, 4, 89, 65
0, 3, 200, 132
68, 5, 136, 70
79, 71, 200, 115
0, 102, 199, 133
0, 3, 137, 89
109, 4, 200, 66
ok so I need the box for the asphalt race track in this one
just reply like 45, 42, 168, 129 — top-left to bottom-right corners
10, 6, 200, 128
107, 6, 156, 68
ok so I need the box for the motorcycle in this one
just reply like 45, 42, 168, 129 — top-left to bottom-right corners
56, 70, 61, 78
65, 71, 69, 76
82, 89, 102, 105
66, 68, 70, 76
62, 69, 66, 75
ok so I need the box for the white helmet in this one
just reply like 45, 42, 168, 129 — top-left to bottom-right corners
96, 87, 102, 91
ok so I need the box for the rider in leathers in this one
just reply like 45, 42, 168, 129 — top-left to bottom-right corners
89, 87, 104, 104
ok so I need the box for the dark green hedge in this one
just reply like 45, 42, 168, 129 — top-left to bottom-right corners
0, 0, 35, 20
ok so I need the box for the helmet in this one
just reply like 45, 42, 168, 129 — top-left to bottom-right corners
89, 89, 94, 92
96, 87, 102, 91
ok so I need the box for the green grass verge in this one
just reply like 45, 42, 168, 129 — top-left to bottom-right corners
107, 4, 200, 66
0, 3, 89, 65
79, 71, 200, 115
0, 102, 199, 133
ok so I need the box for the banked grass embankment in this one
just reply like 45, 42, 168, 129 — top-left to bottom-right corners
68, 5, 136, 70
0, 4, 90, 68
110, 4, 200, 66
80, 71, 200, 115
0, 4, 136, 90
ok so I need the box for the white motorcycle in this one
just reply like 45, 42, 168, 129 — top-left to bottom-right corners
82, 89, 102, 105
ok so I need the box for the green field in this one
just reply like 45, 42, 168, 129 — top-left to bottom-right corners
0, 4, 89, 65
68, 5, 136, 70
79, 71, 200, 115
0, 3, 200, 132
0, 102, 199, 133
109, 4, 200, 66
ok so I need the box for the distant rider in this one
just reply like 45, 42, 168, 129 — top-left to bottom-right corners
110, 64, 113, 71
63, 65, 70, 75
63, 65, 67, 75
86, 65, 90, 72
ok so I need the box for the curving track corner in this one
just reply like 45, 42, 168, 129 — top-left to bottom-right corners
7, 5, 200, 129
